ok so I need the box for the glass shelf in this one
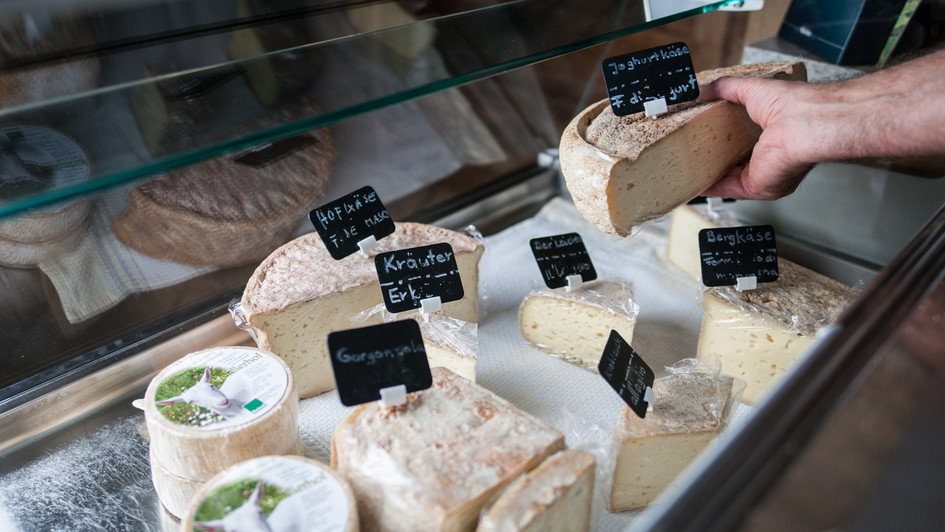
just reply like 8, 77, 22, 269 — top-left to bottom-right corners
0, 0, 737, 219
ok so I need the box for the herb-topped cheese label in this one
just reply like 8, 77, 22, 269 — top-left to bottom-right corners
598, 330, 655, 418
310, 185, 395, 260
190, 456, 351, 532
153, 347, 288, 430
698, 225, 779, 287
601, 42, 698, 116
529, 232, 597, 289
327, 320, 432, 407
375, 242, 464, 314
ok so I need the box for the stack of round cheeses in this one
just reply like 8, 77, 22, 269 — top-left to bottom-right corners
180, 455, 359, 532
143, 346, 300, 518
0, 125, 92, 268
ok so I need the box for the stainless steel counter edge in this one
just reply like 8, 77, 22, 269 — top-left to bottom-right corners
635, 204, 945, 532
0, 316, 251, 456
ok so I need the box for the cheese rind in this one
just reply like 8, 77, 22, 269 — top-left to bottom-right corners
240, 222, 483, 398
610, 372, 736, 512
331, 367, 565, 532
144, 346, 300, 480
181, 455, 359, 532
560, 62, 806, 236
697, 259, 855, 403
518, 280, 638, 372
476, 450, 595, 532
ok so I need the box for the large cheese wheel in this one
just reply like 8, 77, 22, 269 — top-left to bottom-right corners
112, 116, 334, 268
180, 455, 359, 532
144, 346, 299, 480
239, 222, 484, 398
331, 367, 565, 532
559, 62, 806, 236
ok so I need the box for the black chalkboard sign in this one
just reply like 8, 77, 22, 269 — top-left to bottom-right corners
327, 320, 432, 407
309, 186, 395, 260
375, 243, 464, 314
601, 42, 698, 116
529, 233, 597, 289
698, 225, 779, 287
598, 330, 655, 419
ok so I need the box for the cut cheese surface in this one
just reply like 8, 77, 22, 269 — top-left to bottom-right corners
181, 455, 359, 532
518, 280, 638, 372
143, 346, 299, 480
331, 367, 564, 532
476, 449, 595, 532
240, 222, 483, 398
666, 203, 740, 281
697, 259, 855, 403
560, 62, 806, 236
610, 372, 735, 512
416, 314, 478, 382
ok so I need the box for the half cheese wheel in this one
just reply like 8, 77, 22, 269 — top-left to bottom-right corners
559, 62, 806, 236
144, 346, 299, 480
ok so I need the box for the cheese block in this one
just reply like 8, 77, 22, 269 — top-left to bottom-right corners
476, 449, 595, 532
239, 222, 483, 398
331, 367, 565, 532
697, 259, 855, 403
181, 455, 359, 532
227, 0, 313, 107
666, 203, 740, 281
559, 61, 807, 236
112, 120, 334, 268
610, 371, 736, 512
144, 346, 300, 480
518, 280, 638, 372
416, 313, 478, 382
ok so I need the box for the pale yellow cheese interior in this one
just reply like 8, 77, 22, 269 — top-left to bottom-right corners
519, 282, 636, 372
666, 203, 738, 281
697, 292, 814, 404
610, 431, 716, 512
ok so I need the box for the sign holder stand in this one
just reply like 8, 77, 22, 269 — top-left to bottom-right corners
644, 386, 655, 412
644, 97, 668, 118
379, 384, 407, 408
566, 274, 584, 293
358, 235, 377, 257
736, 275, 758, 292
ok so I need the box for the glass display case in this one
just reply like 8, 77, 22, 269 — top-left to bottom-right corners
1, 1, 943, 530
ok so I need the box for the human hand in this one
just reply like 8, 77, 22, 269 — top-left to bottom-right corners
697, 76, 820, 200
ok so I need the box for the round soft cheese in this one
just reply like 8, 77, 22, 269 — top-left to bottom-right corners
144, 346, 299, 480
0, 125, 91, 243
180, 455, 359, 532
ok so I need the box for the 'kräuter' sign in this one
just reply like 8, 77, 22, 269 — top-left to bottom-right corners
375, 242, 464, 314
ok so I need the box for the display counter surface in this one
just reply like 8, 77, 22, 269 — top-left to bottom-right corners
1, 198, 766, 531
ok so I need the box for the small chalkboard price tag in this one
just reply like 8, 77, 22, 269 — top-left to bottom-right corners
375, 243, 464, 314
601, 42, 698, 116
309, 186, 395, 260
529, 233, 597, 289
699, 225, 779, 287
598, 330, 655, 418
327, 320, 432, 407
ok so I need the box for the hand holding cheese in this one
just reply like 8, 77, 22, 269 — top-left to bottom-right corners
559, 61, 806, 236
700, 49, 945, 200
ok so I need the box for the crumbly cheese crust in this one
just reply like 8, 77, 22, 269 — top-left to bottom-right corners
242, 222, 481, 315
615, 373, 735, 439
706, 258, 856, 336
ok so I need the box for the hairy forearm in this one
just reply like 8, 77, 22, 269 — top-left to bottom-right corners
803, 49, 945, 162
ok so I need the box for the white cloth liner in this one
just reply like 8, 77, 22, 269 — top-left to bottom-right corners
297, 197, 752, 530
